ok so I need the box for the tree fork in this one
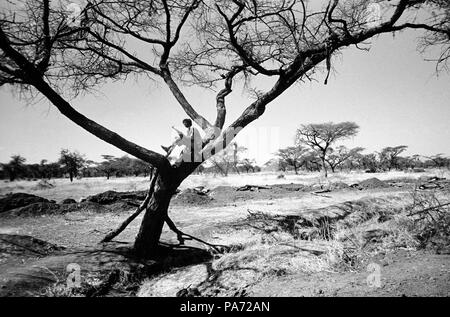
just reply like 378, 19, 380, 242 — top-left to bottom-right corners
100, 170, 159, 243
132, 162, 211, 259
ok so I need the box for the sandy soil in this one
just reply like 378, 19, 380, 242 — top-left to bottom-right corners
0, 170, 449, 297
250, 249, 450, 297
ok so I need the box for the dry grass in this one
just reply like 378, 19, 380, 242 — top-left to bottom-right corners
1, 168, 448, 297
138, 228, 339, 297
1, 169, 448, 202
138, 183, 449, 297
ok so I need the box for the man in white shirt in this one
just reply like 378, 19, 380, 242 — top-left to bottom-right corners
161, 118, 203, 165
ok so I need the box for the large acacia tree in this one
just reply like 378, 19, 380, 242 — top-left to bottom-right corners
276, 146, 309, 174
296, 122, 359, 177
1, 0, 449, 258
379, 145, 408, 170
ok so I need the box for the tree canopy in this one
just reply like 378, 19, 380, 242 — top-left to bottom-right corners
1, 0, 449, 173
2, 0, 449, 258
276, 146, 309, 174
295, 121, 359, 176
58, 148, 85, 181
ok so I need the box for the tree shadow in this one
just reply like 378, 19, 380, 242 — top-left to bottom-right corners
0, 234, 216, 297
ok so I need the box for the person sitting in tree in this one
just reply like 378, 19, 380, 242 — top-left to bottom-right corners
161, 118, 203, 165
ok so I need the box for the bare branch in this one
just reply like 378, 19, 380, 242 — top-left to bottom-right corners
0, 26, 169, 170
214, 65, 243, 129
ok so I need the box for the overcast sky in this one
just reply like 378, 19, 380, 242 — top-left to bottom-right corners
0, 29, 449, 165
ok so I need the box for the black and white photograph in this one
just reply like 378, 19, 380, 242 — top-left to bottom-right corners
0, 0, 449, 301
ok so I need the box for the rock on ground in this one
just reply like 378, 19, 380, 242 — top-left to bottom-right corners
0, 193, 54, 213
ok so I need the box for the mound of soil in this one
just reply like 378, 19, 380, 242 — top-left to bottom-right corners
353, 178, 389, 189
0, 234, 65, 257
209, 183, 315, 203
172, 188, 213, 206
3, 202, 61, 217
209, 186, 236, 197
330, 182, 350, 190
0, 193, 54, 213
83, 190, 146, 205
0, 199, 131, 217
57, 201, 109, 214
236, 185, 271, 191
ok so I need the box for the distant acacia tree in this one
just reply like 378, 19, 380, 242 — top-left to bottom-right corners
276, 146, 309, 174
239, 158, 257, 173
2, 155, 27, 181
207, 143, 242, 176
427, 154, 450, 169
58, 149, 86, 182
99, 155, 117, 179
81, 159, 98, 177
296, 122, 359, 177
325, 146, 364, 173
397, 156, 417, 170
231, 143, 244, 175
379, 146, 408, 171
358, 153, 379, 172
1, 0, 449, 258
130, 159, 154, 177
411, 154, 424, 169
302, 151, 322, 172
98, 155, 154, 178
39, 159, 49, 179
277, 158, 288, 172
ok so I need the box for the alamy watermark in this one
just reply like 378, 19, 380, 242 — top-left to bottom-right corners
168, 125, 280, 164
66, 263, 81, 289
366, 262, 382, 288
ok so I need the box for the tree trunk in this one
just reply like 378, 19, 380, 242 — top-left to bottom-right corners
69, 172, 74, 182
132, 162, 198, 259
133, 173, 174, 259
321, 157, 328, 178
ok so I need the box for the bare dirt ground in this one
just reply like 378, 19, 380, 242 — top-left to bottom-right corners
0, 170, 449, 297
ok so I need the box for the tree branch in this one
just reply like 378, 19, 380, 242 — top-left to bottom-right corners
216, 3, 282, 76
36, 0, 51, 72
160, 67, 213, 131
0, 27, 169, 170
214, 66, 242, 129
101, 170, 159, 242
87, 30, 161, 75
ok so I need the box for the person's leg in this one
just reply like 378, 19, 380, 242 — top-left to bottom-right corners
161, 136, 182, 154
161, 144, 174, 154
